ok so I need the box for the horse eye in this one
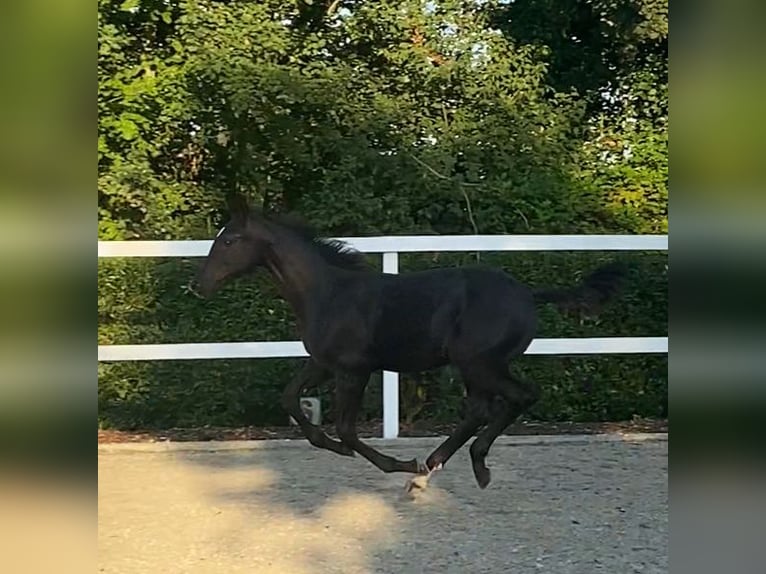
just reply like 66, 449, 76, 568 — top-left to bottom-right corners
223, 238, 233, 246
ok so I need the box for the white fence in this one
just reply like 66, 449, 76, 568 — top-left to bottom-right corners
98, 234, 668, 438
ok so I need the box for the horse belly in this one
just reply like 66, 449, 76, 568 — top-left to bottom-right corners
373, 316, 448, 372
380, 352, 448, 373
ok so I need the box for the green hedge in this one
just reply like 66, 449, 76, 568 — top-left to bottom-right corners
98, 250, 667, 429
97, 0, 667, 430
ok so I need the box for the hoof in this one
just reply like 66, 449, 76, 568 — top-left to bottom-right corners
404, 462, 443, 494
418, 460, 443, 474
337, 444, 356, 457
323, 439, 355, 457
405, 474, 431, 493
473, 465, 491, 489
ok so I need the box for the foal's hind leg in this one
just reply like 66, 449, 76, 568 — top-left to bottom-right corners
422, 377, 492, 472
281, 359, 354, 457
335, 372, 420, 474
469, 372, 541, 489
404, 389, 489, 493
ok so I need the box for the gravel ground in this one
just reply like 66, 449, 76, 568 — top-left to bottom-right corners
97, 419, 668, 443
98, 434, 667, 574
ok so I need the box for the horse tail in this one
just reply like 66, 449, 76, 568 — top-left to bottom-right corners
532, 262, 628, 314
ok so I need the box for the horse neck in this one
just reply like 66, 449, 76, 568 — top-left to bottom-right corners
263, 231, 335, 324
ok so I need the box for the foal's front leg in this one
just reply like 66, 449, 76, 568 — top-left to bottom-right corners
334, 372, 420, 474
281, 359, 354, 457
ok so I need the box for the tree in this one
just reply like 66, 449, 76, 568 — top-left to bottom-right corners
98, 0, 667, 428
488, 0, 668, 232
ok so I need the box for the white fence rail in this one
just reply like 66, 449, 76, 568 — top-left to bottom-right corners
98, 235, 668, 438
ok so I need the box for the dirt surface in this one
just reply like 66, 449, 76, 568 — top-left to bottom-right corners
99, 434, 668, 574
98, 418, 667, 443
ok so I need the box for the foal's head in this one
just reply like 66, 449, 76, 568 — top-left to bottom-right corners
194, 196, 370, 297
195, 199, 274, 297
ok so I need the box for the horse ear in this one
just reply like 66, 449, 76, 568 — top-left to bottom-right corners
226, 194, 250, 224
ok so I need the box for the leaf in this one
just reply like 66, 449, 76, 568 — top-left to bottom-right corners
120, 0, 139, 12
117, 117, 139, 140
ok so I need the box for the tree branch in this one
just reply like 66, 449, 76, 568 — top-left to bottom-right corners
327, 0, 342, 17
408, 152, 481, 258
407, 152, 482, 186
460, 186, 480, 235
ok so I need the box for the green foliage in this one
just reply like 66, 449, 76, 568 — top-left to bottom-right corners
98, 0, 667, 429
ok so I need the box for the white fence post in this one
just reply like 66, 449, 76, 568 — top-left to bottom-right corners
382, 251, 400, 439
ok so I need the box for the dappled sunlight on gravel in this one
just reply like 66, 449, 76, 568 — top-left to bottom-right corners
99, 436, 667, 573
98, 451, 400, 574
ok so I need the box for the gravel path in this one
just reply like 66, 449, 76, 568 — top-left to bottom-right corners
99, 435, 667, 574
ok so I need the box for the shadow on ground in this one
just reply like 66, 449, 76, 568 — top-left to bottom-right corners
98, 436, 668, 574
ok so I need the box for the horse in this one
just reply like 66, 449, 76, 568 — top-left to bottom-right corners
193, 200, 626, 489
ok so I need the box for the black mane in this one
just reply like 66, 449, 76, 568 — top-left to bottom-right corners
269, 214, 371, 271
